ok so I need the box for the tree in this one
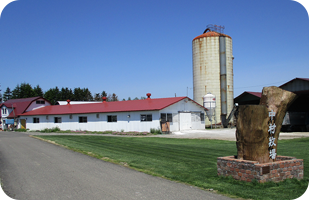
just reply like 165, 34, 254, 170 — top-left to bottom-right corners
101, 91, 107, 98
83, 88, 93, 101
59, 87, 74, 101
33, 85, 44, 97
11, 84, 20, 99
3, 87, 12, 101
106, 93, 118, 102
44, 87, 60, 105
127, 97, 131, 101
106, 94, 112, 102
73, 87, 93, 101
94, 93, 101, 101
11, 83, 35, 99
20, 83, 35, 98
73, 87, 83, 101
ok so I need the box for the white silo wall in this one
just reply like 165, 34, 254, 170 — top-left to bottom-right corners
192, 33, 233, 126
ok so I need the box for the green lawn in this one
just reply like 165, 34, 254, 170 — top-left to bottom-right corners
34, 135, 309, 200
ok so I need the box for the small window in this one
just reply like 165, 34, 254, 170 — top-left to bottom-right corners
200, 113, 205, 122
107, 115, 117, 122
141, 114, 152, 122
54, 117, 62, 123
96, 114, 100, 118
36, 100, 45, 104
69, 114, 73, 119
79, 116, 87, 123
33, 118, 40, 123
160, 113, 173, 122
2, 108, 7, 115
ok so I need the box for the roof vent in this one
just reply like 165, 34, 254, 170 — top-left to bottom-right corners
102, 97, 107, 102
67, 99, 70, 105
146, 93, 151, 99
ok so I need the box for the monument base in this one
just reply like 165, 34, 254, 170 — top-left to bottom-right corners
217, 156, 303, 183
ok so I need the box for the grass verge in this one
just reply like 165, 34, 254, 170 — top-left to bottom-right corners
33, 135, 309, 200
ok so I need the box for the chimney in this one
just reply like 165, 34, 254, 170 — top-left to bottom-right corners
146, 93, 151, 99
67, 99, 71, 105
102, 97, 107, 102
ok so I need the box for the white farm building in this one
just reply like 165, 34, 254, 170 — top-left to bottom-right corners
20, 95, 207, 132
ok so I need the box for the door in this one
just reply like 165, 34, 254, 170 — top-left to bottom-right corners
179, 112, 191, 131
20, 119, 26, 129
160, 122, 170, 133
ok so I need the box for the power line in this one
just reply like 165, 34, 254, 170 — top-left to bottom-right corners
235, 79, 290, 89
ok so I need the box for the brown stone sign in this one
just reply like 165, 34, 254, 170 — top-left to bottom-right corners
236, 86, 297, 163
217, 86, 302, 183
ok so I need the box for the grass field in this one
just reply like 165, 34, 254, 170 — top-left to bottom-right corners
34, 135, 309, 200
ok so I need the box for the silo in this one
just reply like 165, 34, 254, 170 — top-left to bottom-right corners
192, 25, 234, 127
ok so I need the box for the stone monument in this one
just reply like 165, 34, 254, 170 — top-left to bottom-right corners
217, 87, 304, 183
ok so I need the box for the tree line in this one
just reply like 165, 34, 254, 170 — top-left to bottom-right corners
0, 83, 146, 105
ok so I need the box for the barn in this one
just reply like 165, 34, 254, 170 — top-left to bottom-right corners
234, 78, 309, 131
20, 94, 207, 133
0, 97, 51, 130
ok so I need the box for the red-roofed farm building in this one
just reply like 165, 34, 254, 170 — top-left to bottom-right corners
0, 97, 51, 130
19, 96, 207, 132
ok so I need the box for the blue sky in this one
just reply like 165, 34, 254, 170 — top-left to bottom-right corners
0, 0, 308, 100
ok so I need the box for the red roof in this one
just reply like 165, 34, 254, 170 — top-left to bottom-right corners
0, 97, 51, 118
193, 31, 232, 41
21, 97, 206, 116
245, 92, 262, 98
234, 91, 262, 101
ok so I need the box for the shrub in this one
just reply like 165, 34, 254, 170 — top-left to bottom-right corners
40, 127, 61, 133
150, 128, 162, 134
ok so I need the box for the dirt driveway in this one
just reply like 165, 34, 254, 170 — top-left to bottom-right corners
152, 128, 309, 141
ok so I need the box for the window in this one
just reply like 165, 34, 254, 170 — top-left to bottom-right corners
200, 113, 205, 122
36, 100, 45, 104
160, 113, 173, 122
96, 114, 100, 118
2, 108, 7, 115
107, 115, 117, 122
79, 116, 87, 123
33, 118, 40, 123
141, 114, 152, 122
69, 114, 73, 119
54, 117, 62, 123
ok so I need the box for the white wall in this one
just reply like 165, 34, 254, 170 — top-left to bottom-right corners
1, 105, 12, 118
21, 110, 160, 132
26, 98, 51, 112
21, 99, 205, 132
160, 98, 205, 131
